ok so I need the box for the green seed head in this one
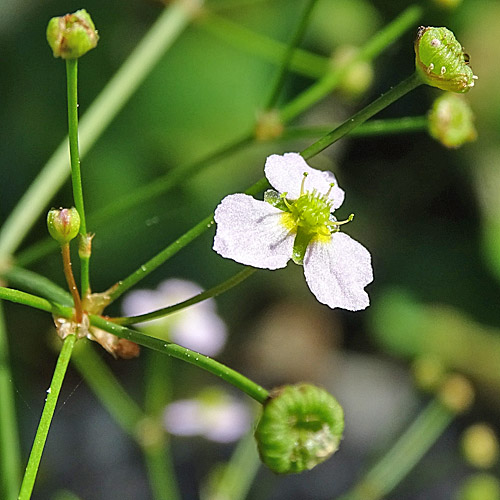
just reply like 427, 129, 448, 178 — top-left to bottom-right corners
415, 26, 476, 92
254, 384, 344, 474
47, 207, 80, 244
46, 9, 99, 59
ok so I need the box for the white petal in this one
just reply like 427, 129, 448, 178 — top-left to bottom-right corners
213, 193, 294, 270
264, 153, 345, 209
303, 232, 373, 311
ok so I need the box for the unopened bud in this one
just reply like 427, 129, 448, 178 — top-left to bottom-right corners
46, 9, 99, 60
415, 26, 476, 93
428, 93, 477, 148
47, 207, 80, 244
438, 373, 475, 413
462, 424, 499, 469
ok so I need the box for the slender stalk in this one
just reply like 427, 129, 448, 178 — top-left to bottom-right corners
61, 244, 82, 323
0, 0, 202, 260
301, 73, 423, 159
71, 341, 143, 435
0, 301, 21, 500
90, 315, 269, 404
66, 59, 90, 297
279, 5, 423, 123
115, 267, 256, 325
0, 287, 72, 317
143, 441, 181, 500
18, 335, 77, 500
198, 11, 328, 80
265, 0, 321, 110
338, 399, 454, 500
1, 266, 72, 307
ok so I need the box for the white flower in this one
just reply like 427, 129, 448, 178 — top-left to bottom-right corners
121, 279, 227, 356
163, 388, 251, 443
213, 153, 373, 311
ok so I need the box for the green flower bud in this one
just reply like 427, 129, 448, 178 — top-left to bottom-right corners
46, 9, 99, 59
461, 424, 499, 469
47, 207, 80, 244
332, 46, 374, 99
428, 93, 477, 148
458, 473, 500, 500
254, 383, 344, 474
415, 26, 477, 93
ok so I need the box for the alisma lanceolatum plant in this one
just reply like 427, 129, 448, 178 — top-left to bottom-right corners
0, 4, 481, 499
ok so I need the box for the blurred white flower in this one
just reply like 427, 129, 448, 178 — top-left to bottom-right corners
213, 153, 373, 311
163, 388, 251, 443
121, 279, 227, 356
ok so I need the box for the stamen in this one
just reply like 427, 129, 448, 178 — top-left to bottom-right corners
331, 213, 355, 226
300, 172, 308, 196
280, 192, 293, 211
325, 182, 335, 198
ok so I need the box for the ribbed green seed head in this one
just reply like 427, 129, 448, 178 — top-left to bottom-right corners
254, 384, 344, 474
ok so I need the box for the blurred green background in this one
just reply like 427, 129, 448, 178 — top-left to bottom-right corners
1, 0, 500, 499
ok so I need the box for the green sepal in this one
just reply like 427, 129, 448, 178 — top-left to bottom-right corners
291, 228, 314, 265
46, 9, 99, 60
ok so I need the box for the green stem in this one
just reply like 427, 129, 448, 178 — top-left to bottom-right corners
301, 72, 423, 159
66, 59, 90, 297
0, 0, 202, 261
279, 4, 423, 123
0, 286, 268, 405
90, 315, 269, 405
18, 335, 77, 500
281, 116, 428, 140
115, 267, 256, 325
198, 11, 329, 80
0, 286, 71, 317
0, 301, 21, 500
1, 266, 72, 307
265, 0, 321, 110
143, 353, 180, 500
143, 440, 181, 500
338, 399, 454, 500
71, 341, 144, 435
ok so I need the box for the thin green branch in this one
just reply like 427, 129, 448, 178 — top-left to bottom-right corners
198, 10, 329, 80
66, 59, 90, 296
0, 301, 21, 500
0, 286, 71, 317
18, 335, 77, 500
338, 399, 454, 500
202, 431, 260, 500
279, 4, 423, 123
265, 0, 321, 110
115, 267, 256, 325
0, 0, 203, 261
90, 315, 269, 404
1, 266, 72, 307
281, 116, 428, 140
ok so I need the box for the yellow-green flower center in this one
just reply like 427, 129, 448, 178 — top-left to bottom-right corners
289, 191, 333, 237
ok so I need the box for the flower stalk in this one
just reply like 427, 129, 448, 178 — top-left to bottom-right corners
18, 334, 77, 500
